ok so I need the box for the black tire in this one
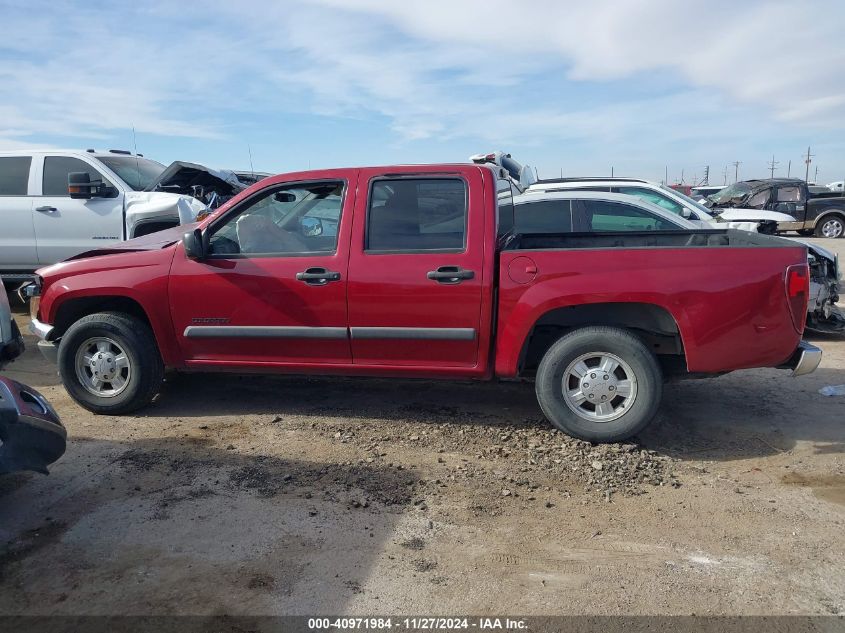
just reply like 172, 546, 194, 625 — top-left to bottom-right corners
535, 326, 663, 443
814, 213, 845, 238
57, 312, 164, 414
796, 229, 814, 237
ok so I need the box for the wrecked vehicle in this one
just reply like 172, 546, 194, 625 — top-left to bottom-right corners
706, 178, 845, 238
27, 163, 820, 443
798, 241, 845, 334
0, 288, 65, 474
0, 149, 263, 282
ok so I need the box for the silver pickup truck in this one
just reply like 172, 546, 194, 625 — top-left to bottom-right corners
0, 149, 268, 283
0, 289, 66, 473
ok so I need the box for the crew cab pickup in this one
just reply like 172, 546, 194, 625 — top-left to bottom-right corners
707, 178, 845, 238
25, 164, 822, 442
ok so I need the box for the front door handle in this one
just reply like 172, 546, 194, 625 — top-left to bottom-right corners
35, 206, 57, 213
296, 267, 341, 285
427, 266, 475, 284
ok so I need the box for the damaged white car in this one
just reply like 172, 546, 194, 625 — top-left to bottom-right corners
0, 149, 266, 282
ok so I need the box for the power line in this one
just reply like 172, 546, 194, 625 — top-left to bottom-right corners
804, 146, 814, 182
767, 155, 779, 178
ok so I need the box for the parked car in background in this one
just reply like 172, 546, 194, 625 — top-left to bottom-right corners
0, 288, 65, 474
690, 184, 725, 202
0, 149, 265, 283
826, 181, 843, 193
25, 163, 819, 443
802, 241, 844, 335
525, 177, 766, 232
706, 178, 845, 238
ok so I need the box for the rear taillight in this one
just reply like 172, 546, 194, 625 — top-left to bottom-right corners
785, 263, 809, 333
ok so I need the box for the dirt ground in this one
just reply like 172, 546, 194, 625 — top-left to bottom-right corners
1, 237, 843, 616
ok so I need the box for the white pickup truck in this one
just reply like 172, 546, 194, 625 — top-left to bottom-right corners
0, 149, 260, 283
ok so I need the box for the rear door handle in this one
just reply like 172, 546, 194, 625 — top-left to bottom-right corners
296, 267, 341, 285
35, 206, 57, 213
427, 266, 475, 284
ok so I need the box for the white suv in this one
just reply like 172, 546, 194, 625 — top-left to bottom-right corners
0, 149, 206, 282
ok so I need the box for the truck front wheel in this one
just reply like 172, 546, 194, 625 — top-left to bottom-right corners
58, 312, 164, 414
535, 326, 663, 443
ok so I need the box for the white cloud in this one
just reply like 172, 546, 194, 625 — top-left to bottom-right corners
305, 0, 845, 129
0, 0, 842, 164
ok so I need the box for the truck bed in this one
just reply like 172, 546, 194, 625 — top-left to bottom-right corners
494, 229, 808, 376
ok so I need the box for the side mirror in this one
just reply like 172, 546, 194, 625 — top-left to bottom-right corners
680, 207, 692, 219
301, 216, 323, 237
68, 172, 104, 199
183, 228, 205, 260
274, 191, 297, 203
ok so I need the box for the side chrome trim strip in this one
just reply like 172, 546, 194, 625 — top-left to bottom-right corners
183, 326, 347, 339
350, 327, 476, 341
183, 325, 477, 341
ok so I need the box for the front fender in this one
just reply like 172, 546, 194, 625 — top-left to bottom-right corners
37, 249, 182, 367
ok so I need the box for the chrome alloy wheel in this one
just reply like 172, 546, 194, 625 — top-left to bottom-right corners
821, 217, 844, 238
74, 337, 131, 398
561, 352, 638, 422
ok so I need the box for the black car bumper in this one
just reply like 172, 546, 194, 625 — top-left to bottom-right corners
0, 319, 25, 368
0, 377, 66, 475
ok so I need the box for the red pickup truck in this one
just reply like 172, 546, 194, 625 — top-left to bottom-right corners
26, 164, 821, 442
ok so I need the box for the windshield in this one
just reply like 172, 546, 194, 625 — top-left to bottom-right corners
709, 182, 752, 204
95, 155, 166, 191
657, 184, 714, 218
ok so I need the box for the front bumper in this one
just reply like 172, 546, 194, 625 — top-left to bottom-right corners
29, 318, 58, 364
0, 377, 66, 474
782, 341, 823, 377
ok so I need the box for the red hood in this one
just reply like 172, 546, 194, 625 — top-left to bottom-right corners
64, 223, 198, 261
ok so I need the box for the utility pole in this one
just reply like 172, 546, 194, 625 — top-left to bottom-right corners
767, 155, 779, 178
732, 161, 741, 182
611, 166, 614, 177
804, 146, 814, 182
787, 160, 791, 177
722, 165, 728, 185
680, 169, 685, 184
814, 165, 819, 183
702, 165, 710, 185
664, 166, 668, 185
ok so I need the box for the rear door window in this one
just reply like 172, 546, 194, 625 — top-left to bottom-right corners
514, 200, 572, 233
776, 186, 801, 202
0, 157, 32, 195
367, 178, 467, 252
42, 156, 113, 197
578, 200, 678, 232
613, 186, 685, 216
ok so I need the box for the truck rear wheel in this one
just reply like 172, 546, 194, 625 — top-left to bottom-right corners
815, 214, 845, 238
535, 326, 663, 443
58, 312, 164, 414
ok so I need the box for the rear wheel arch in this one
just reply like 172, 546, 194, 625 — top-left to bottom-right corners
516, 302, 686, 377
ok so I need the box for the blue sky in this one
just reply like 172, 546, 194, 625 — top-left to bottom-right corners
2, 0, 845, 185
